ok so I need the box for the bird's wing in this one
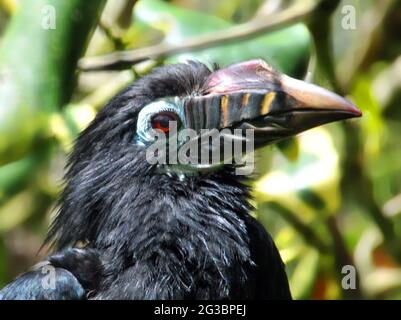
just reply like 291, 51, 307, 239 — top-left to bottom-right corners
244, 215, 292, 300
0, 264, 85, 300
0, 248, 103, 300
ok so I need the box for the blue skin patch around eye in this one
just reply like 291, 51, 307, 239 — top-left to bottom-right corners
135, 97, 185, 145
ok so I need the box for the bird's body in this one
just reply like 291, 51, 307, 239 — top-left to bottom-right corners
90, 167, 290, 299
0, 60, 360, 300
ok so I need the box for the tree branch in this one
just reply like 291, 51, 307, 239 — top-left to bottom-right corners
79, 0, 319, 71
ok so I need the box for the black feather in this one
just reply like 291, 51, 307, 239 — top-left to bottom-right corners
2, 61, 291, 300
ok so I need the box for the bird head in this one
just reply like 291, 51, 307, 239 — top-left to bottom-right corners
132, 59, 361, 173
47, 60, 361, 249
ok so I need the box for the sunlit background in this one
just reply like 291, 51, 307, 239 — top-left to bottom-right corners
0, 0, 400, 299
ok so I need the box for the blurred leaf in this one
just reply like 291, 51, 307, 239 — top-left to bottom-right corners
351, 71, 401, 207
0, 0, 106, 165
171, 0, 259, 23
352, 73, 385, 156
50, 103, 97, 152
372, 58, 401, 109
332, 0, 394, 88
0, 0, 16, 15
0, 149, 50, 206
311, 273, 340, 299
275, 227, 303, 264
254, 128, 341, 219
0, 191, 35, 233
122, 21, 164, 49
133, 0, 311, 77
364, 268, 401, 296
289, 247, 319, 299
276, 137, 300, 162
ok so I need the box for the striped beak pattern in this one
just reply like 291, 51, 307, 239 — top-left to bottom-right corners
183, 59, 361, 148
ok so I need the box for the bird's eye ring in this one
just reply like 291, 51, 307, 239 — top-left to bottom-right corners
150, 111, 181, 134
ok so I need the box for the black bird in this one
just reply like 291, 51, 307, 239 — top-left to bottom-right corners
0, 60, 361, 300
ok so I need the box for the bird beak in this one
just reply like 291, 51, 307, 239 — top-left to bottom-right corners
185, 60, 361, 149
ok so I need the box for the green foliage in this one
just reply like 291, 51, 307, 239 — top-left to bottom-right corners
133, 0, 311, 77
0, 0, 105, 165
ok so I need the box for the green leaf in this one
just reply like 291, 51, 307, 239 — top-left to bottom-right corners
0, 145, 51, 206
289, 248, 319, 299
0, 0, 105, 165
134, 0, 311, 77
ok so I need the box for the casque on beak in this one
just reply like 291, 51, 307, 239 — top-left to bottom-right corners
184, 59, 361, 149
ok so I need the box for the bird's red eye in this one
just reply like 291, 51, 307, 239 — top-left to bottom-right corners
150, 111, 181, 133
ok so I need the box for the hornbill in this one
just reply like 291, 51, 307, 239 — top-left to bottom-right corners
0, 59, 361, 300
